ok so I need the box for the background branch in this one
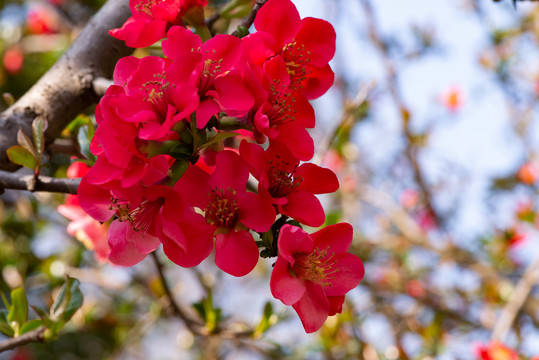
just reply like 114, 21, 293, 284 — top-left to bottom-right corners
0, 327, 45, 354
0, 0, 132, 171
0, 170, 80, 194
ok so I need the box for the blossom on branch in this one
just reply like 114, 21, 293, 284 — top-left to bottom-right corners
270, 223, 364, 333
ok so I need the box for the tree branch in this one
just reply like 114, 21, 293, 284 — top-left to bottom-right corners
0, 170, 80, 194
0, 0, 132, 171
0, 327, 45, 354
230, 0, 268, 37
491, 256, 539, 342
150, 252, 208, 335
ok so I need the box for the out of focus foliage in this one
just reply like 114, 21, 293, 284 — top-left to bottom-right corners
1, 0, 539, 359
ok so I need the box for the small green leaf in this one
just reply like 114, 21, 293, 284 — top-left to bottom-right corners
17, 129, 36, 158
0, 315, 14, 337
254, 302, 275, 336
19, 319, 43, 335
1, 292, 10, 309
198, 131, 238, 150
7, 288, 28, 327
3, 93, 15, 106
31, 306, 54, 329
51, 276, 83, 322
32, 116, 48, 162
6, 145, 37, 170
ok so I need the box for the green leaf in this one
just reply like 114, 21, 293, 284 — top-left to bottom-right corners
0, 313, 14, 337
7, 288, 28, 327
1, 292, 10, 309
51, 276, 83, 322
31, 306, 53, 329
19, 319, 43, 335
254, 302, 275, 336
32, 116, 48, 162
198, 131, 238, 150
3, 92, 15, 106
6, 145, 37, 170
17, 129, 36, 158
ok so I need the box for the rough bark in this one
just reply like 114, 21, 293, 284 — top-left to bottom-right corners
0, 0, 132, 171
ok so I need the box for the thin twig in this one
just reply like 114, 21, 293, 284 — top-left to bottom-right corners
0, 327, 45, 354
491, 256, 539, 341
0, 170, 80, 194
149, 251, 208, 335
230, 0, 269, 37
360, 0, 443, 227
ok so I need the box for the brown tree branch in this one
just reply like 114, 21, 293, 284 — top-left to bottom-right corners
0, 0, 132, 171
491, 256, 539, 342
230, 0, 268, 37
150, 252, 208, 336
0, 327, 45, 354
0, 170, 80, 194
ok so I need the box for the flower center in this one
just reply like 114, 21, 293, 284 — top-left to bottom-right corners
141, 73, 172, 118
199, 55, 224, 95
267, 80, 295, 127
267, 157, 302, 198
281, 41, 312, 91
205, 187, 239, 228
134, 0, 163, 18
291, 247, 338, 287
111, 197, 165, 235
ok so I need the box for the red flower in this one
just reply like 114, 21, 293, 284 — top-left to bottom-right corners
240, 141, 338, 226
476, 341, 518, 360
244, 0, 336, 99
110, 0, 208, 48
3, 47, 24, 75
58, 162, 109, 262
163, 26, 254, 128
270, 223, 364, 333
245, 56, 316, 160
175, 150, 275, 276
112, 56, 199, 141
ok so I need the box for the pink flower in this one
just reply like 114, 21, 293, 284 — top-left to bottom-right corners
244, 56, 316, 160
110, 0, 208, 48
270, 223, 364, 333
517, 161, 539, 185
58, 162, 109, 262
163, 26, 254, 128
244, 0, 336, 99
240, 141, 338, 226
475, 341, 518, 360
439, 85, 465, 112
3, 47, 24, 75
112, 56, 199, 141
175, 150, 275, 276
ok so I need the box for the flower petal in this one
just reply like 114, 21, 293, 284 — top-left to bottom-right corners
215, 230, 258, 277
324, 253, 364, 297
292, 281, 329, 333
238, 192, 275, 232
277, 224, 313, 265
254, 0, 301, 46
296, 163, 339, 194
280, 191, 325, 227
270, 257, 306, 305
107, 220, 147, 266
310, 222, 353, 254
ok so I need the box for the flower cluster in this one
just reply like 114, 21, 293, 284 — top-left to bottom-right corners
78, 0, 364, 333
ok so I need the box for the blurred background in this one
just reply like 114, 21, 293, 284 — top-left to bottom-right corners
1, 0, 539, 358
